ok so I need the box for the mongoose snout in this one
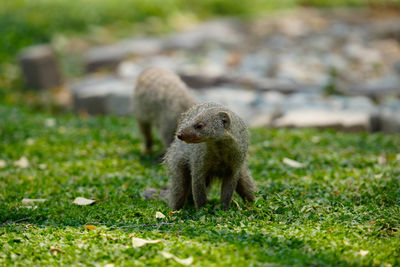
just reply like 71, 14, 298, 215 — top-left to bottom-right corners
176, 128, 205, 143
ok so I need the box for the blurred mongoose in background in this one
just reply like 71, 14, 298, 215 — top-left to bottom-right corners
164, 102, 256, 210
132, 67, 196, 153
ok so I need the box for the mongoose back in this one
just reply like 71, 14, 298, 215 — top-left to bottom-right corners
164, 102, 256, 210
132, 67, 196, 153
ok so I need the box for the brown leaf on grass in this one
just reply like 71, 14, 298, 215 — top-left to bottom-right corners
283, 157, 304, 168
0, 160, 7, 168
359, 250, 369, 256
232, 199, 242, 210
99, 232, 119, 241
44, 118, 56, 127
160, 251, 193, 266
155, 212, 166, 219
73, 197, 96, 206
84, 225, 97, 231
132, 237, 161, 248
22, 198, 47, 206
14, 157, 29, 168
24, 224, 34, 229
39, 163, 47, 170
378, 155, 387, 164
49, 247, 63, 255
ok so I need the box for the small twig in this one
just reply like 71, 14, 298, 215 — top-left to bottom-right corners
0, 217, 30, 226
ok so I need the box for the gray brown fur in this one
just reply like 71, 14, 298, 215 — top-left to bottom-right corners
164, 102, 256, 210
132, 67, 196, 153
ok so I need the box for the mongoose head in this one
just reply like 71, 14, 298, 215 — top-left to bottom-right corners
176, 108, 231, 143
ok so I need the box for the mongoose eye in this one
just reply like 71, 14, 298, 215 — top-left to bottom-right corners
194, 122, 204, 130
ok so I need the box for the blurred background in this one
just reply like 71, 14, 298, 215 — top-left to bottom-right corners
1, 0, 400, 133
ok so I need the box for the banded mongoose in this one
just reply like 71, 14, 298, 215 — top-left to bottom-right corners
164, 102, 256, 210
132, 67, 196, 153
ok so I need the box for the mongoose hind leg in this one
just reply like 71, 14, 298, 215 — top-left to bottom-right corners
138, 120, 153, 153
168, 164, 191, 210
236, 166, 256, 203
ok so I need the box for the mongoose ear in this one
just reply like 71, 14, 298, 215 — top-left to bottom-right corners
219, 111, 231, 128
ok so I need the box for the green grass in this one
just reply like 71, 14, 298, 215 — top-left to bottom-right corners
1, 0, 399, 63
1, 0, 399, 102
0, 105, 399, 266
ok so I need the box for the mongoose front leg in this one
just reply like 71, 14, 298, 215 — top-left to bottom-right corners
221, 173, 239, 210
236, 166, 256, 203
168, 165, 191, 210
138, 120, 153, 153
191, 173, 208, 209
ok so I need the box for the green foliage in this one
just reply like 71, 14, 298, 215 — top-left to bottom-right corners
1, 0, 398, 64
0, 105, 399, 265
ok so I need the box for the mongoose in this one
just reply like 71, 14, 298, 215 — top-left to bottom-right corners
132, 67, 196, 153
164, 102, 256, 210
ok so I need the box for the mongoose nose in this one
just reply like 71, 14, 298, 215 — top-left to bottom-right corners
177, 133, 183, 140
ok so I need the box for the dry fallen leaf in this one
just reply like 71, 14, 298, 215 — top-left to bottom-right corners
39, 163, 47, 170
0, 160, 7, 168
232, 199, 242, 210
22, 198, 47, 206
160, 251, 193, 266
85, 225, 97, 231
49, 247, 63, 255
45, 118, 56, 127
100, 232, 119, 241
132, 237, 161, 248
26, 138, 35, 146
311, 136, 321, 143
155, 211, 166, 219
25, 224, 34, 229
359, 250, 369, 256
14, 157, 29, 168
283, 157, 304, 168
378, 155, 387, 164
73, 197, 96, 206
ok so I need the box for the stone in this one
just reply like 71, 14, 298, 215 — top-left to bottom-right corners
18, 45, 63, 90
394, 61, 400, 76
371, 18, 400, 42
346, 76, 400, 99
163, 19, 242, 50
71, 76, 134, 115
85, 38, 163, 72
179, 72, 224, 89
380, 111, 400, 133
273, 109, 373, 132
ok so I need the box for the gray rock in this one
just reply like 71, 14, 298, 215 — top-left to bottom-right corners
238, 52, 275, 77
163, 19, 242, 50
394, 61, 400, 76
71, 76, 134, 115
380, 110, 400, 133
18, 45, 63, 90
273, 109, 373, 132
371, 18, 400, 42
85, 38, 163, 72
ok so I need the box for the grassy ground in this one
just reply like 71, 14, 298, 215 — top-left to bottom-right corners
0, 105, 399, 266
1, 0, 398, 63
